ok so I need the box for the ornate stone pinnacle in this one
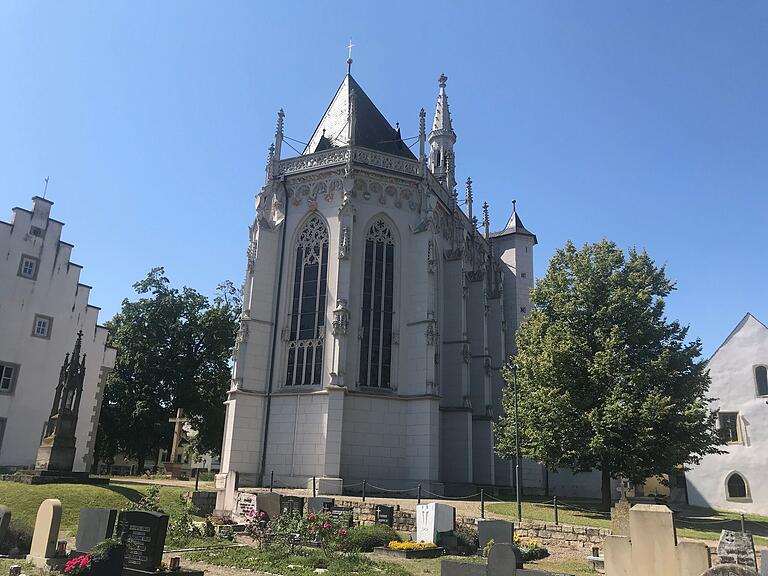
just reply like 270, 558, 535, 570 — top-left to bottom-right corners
439, 73, 447, 88
276, 109, 285, 137
466, 177, 473, 202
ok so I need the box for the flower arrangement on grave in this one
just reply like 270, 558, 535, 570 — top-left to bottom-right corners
245, 508, 350, 556
386, 541, 437, 550
64, 553, 91, 575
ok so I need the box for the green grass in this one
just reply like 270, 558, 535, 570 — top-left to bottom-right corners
0, 480, 197, 535
488, 497, 768, 546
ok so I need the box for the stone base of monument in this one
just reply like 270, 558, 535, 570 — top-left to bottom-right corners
124, 568, 204, 576
306, 476, 343, 495
373, 546, 445, 559
25, 554, 67, 570
3, 470, 109, 485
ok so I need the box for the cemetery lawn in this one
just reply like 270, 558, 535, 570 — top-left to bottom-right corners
487, 497, 768, 546
0, 480, 201, 535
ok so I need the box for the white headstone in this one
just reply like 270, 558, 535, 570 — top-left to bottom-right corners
416, 503, 455, 544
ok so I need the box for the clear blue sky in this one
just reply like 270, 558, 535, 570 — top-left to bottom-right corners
1, 1, 766, 357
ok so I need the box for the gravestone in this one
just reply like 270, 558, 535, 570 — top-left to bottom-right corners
117, 510, 169, 573
477, 519, 514, 549
26, 498, 63, 568
375, 505, 394, 527
702, 566, 758, 576
308, 497, 335, 514
281, 496, 305, 516
233, 492, 257, 522
330, 506, 354, 527
416, 503, 455, 544
717, 530, 757, 570
487, 542, 524, 571
761, 550, 768, 576
257, 492, 282, 521
610, 498, 631, 536
0, 506, 10, 545
76, 508, 117, 552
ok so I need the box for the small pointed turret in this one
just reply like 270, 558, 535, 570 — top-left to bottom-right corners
465, 177, 474, 223
419, 108, 426, 165
428, 73, 457, 191
274, 109, 285, 161
494, 200, 538, 245
483, 202, 490, 239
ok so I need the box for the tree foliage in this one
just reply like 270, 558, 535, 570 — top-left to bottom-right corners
95, 268, 240, 472
494, 240, 722, 507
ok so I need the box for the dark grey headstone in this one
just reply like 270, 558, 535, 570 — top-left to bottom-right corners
717, 530, 757, 569
375, 505, 395, 527
117, 510, 169, 572
702, 565, 758, 576
256, 492, 282, 521
487, 543, 523, 574
477, 519, 514, 549
76, 508, 117, 552
330, 506, 354, 527
440, 559, 487, 576
0, 505, 11, 544
281, 496, 305, 516
307, 497, 334, 514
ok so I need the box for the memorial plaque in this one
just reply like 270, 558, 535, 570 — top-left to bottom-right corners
308, 497, 335, 514
330, 506, 354, 527
76, 508, 117, 552
281, 496, 305, 516
257, 492, 282, 521
117, 511, 169, 572
375, 505, 394, 527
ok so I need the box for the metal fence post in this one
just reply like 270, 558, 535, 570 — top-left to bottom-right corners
741, 513, 746, 533
362, 480, 367, 502
481, 488, 485, 519
418, 484, 422, 504
554, 496, 559, 526
270, 470, 274, 492
313, 476, 317, 497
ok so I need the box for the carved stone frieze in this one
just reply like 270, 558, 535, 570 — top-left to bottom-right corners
277, 147, 421, 179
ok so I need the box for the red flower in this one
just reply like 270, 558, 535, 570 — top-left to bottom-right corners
259, 511, 267, 517
323, 522, 331, 529
340, 528, 348, 537
308, 513, 316, 521
309, 524, 315, 531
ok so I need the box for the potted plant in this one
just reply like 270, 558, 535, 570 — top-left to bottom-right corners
88, 538, 126, 576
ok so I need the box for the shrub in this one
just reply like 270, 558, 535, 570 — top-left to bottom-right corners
519, 539, 549, 561
454, 522, 479, 550
0, 519, 33, 554
339, 524, 401, 553
125, 484, 162, 512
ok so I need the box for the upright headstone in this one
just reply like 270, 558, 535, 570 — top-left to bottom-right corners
75, 508, 117, 552
416, 503, 455, 544
761, 550, 768, 576
477, 519, 514, 550
281, 496, 305, 516
117, 510, 169, 573
717, 530, 757, 570
487, 542, 524, 572
330, 506, 354, 527
307, 497, 335, 514
0, 506, 11, 545
233, 492, 257, 522
611, 498, 631, 536
375, 505, 394, 527
26, 499, 62, 565
257, 492, 282, 521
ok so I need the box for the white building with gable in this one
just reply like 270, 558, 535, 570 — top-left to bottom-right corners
685, 313, 768, 514
216, 68, 545, 510
0, 196, 116, 472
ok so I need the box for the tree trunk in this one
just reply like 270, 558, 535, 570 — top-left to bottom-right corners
137, 454, 146, 476
601, 465, 612, 511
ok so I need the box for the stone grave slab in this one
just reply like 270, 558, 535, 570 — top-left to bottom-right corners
702, 566, 758, 576
0, 505, 10, 545
416, 503, 455, 544
257, 492, 282, 521
477, 519, 514, 549
281, 496, 305, 516
308, 497, 335, 514
330, 506, 354, 527
26, 498, 63, 568
487, 542, 524, 571
76, 508, 117, 552
375, 504, 394, 527
611, 498, 631, 536
717, 530, 757, 570
117, 510, 169, 573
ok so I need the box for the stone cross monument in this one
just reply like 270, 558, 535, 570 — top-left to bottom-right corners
35, 331, 87, 472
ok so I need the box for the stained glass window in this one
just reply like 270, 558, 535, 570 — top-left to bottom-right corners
359, 220, 395, 388
285, 215, 328, 386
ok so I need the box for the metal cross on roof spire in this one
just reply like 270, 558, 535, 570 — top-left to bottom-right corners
512, 199, 517, 212
346, 39, 354, 74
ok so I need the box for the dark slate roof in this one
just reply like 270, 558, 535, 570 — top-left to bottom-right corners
303, 75, 416, 160
491, 210, 538, 244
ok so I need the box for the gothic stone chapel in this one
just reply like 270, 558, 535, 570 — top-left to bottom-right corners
216, 68, 538, 507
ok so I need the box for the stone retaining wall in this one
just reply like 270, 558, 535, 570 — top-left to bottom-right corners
515, 521, 611, 550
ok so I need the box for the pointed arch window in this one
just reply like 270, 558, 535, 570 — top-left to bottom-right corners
285, 215, 329, 386
359, 220, 395, 389
727, 472, 748, 499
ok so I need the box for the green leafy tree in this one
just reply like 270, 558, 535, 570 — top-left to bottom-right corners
95, 269, 240, 473
494, 240, 722, 509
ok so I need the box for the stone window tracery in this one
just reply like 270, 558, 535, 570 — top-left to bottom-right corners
726, 472, 748, 500
285, 215, 329, 387
358, 219, 395, 389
